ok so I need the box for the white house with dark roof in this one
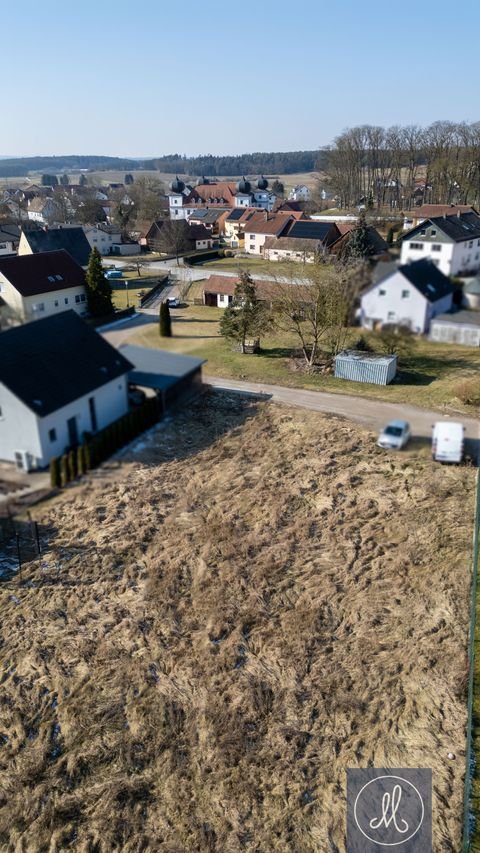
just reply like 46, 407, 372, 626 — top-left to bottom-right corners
400, 212, 480, 276
360, 258, 455, 333
19, 226, 92, 268
0, 251, 87, 322
0, 311, 132, 470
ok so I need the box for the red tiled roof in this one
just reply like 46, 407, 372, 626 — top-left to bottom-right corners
410, 204, 477, 219
243, 211, 302, 236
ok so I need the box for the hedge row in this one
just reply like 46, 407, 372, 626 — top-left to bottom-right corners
49, 397, 161, 488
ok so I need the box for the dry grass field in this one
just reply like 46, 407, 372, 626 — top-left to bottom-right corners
0, 391, 474, 851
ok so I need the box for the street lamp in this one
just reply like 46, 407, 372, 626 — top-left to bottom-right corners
125, 279, 130, 308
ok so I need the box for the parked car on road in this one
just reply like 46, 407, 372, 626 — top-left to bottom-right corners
377, 419, 411, 450
165, 297, 180, 308
432, 421, 465, 463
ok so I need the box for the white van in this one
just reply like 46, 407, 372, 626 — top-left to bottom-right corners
432, 421, 465, 463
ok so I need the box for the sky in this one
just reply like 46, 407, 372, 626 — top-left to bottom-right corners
2, 0, 480, 158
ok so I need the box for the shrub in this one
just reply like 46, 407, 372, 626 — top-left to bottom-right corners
77, 445, 87, 476
67, 449, 77, 481
352, 335, 374, 352
49, 457, 61, 488
60, 455, 69, 487
159, 302, 172, 337
456, 378, 480, 406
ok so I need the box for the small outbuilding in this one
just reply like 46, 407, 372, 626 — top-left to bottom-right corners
430, 310, 480, 346
334, 350, 397, 385
119, 345, 205, 410
463, 275, 480, 310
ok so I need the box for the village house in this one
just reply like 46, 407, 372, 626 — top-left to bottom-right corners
360, 258, 455, 334
83, 225, 141, 256
0, 251, 87, 322
185, 208, 229, 239
288, 184, 312, 202
168, 176, 276, 220
201, 274, 302, 309
328, 222, 389, 260
402, 204, 478, 231
263, 220, 340, 262
143, 220, 214, 253
243, 210, 303, 255
0, 311, 132, 470
18, 226, 92, 268
400, 211, 480, 276
224, 208, 258, 247
26, 197, 63, 225
0, 224, 20, 256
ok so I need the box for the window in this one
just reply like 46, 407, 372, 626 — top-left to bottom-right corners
387, 311, 395, 320
33, 302, 45, 312
469, 241, 473, 248
75, 294, 81, 303
401, 290, 410, 298
420, 229, 426, 235
250, 244, 255, 250
80, 294, 86, 302
54, 300, 59, 307
430, 229, 437, 236
0, 405, 3, 418
48, 275, 55, 282
55, 275, 63, 281
88, 397, 97, 432
409, 242, 424, 250
379, 289, 386, 296
48, 428, 57, 442
431, 244, 442, 252
64, 297, 69, 304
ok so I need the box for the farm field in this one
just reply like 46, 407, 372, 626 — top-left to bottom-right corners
0, 392, 473, 850
125, 305, 480, 414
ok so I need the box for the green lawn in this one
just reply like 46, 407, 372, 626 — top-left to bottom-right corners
127, 305, 480, 413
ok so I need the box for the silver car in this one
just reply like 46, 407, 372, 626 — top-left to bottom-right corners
377, 419, 411, 450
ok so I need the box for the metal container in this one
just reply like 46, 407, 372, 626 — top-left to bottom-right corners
334, 350, 397, 385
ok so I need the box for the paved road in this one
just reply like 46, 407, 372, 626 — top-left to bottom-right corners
205, 375, 480, 456
108, 256, 306, 285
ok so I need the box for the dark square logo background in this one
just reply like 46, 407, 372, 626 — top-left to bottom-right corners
347, 768, 432, 852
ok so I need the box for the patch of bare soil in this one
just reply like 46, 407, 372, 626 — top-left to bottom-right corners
0, 390, 474, 851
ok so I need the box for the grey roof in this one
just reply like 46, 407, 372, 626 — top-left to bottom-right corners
431, 310, 480, 327
0, 311, 132, 416
375, 258, 455, 303
464, 276, 480, 295
404, 212, 480, 243
336, 350, 397, 365
22, 227, 92, 267
119, 344, 205, 391
372, 260, 398, 283
0, 223, 20, 243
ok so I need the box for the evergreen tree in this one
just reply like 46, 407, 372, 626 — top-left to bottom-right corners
159, 301, 172, 337
341, 212, 374, 260
76, 445, 86, 476
272, 179, 285, 196
59, 173, 69, 186
219, 272, 271, 353
124, 173, 134, 185
60, 455, 69, 487
78, 174, 88, 186
85, 248, 114, 317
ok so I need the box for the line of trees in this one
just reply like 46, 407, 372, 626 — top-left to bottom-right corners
148, 151, 322, 176
324, 121, 480, 210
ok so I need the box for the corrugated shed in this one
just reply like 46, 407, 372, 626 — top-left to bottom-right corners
334, 351, 397, 385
